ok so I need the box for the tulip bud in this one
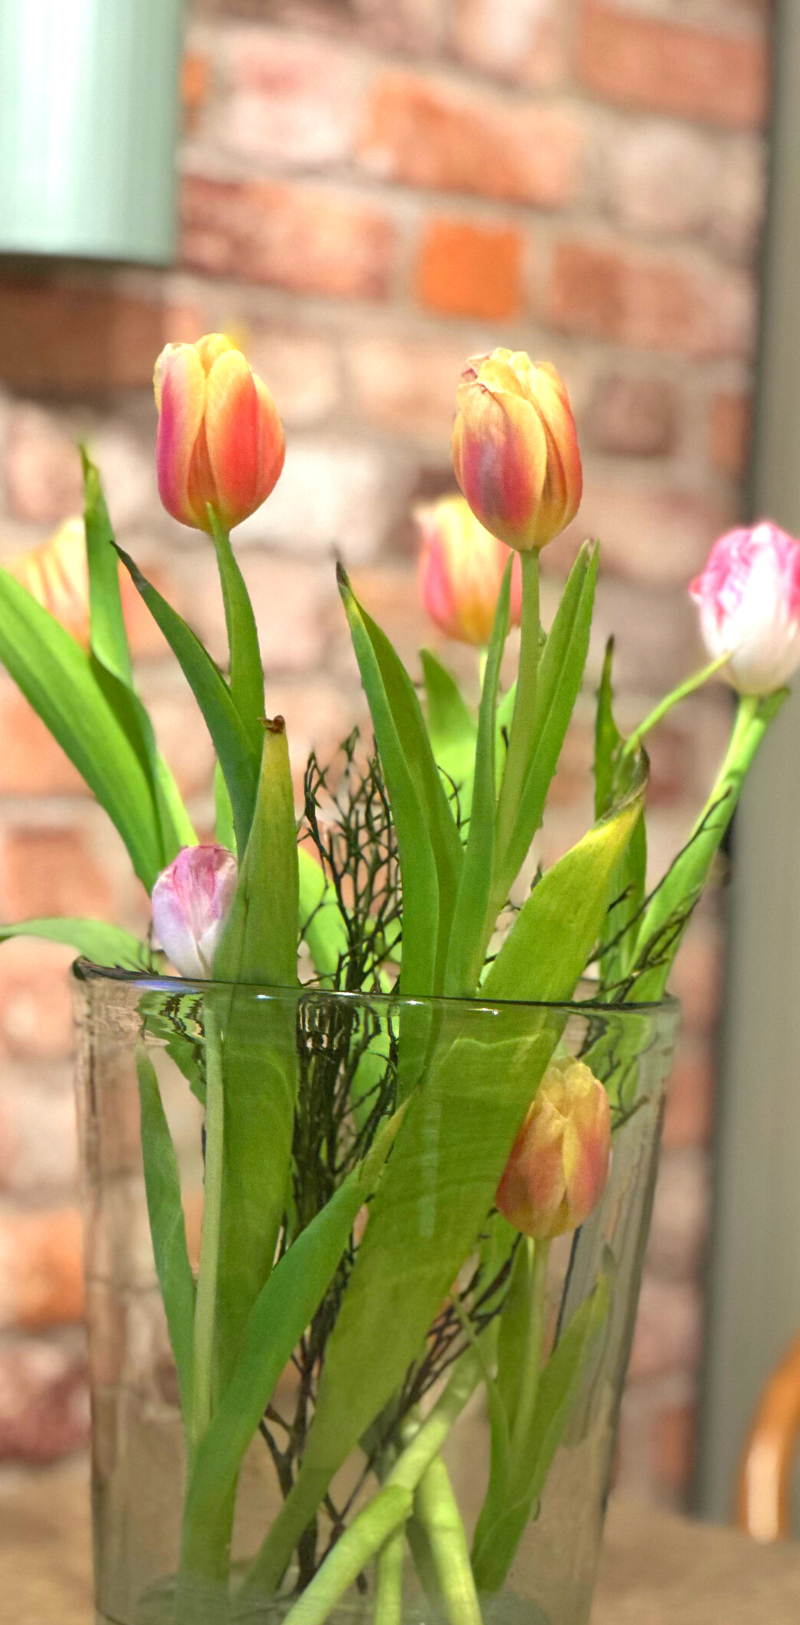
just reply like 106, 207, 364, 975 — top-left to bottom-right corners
496, 1057, 611, 1241
452, 350, 582, 553
416, 495, 522, 646
151, 845, 238, 979
689, 522, 800, 697
154, 333, 285, 533
7, 518, 90, 647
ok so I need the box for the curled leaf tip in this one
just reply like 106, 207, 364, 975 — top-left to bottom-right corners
265, 715, 286, 735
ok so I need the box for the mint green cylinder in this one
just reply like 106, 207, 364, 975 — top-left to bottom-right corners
0, 0, 184, 264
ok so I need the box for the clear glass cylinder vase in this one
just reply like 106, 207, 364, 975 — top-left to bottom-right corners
73, 963, 678, 1625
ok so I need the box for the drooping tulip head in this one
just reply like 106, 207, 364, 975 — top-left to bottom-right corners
7, 518, 91, 647
151, 845, 238, 979
496, 1057, 611, 1241
689, 522, 800, 697
452, 351, 582, 553
416, 495, 523, 646
154, 333, 285, 533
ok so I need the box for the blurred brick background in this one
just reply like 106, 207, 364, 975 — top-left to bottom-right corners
0, 0, 769, 1507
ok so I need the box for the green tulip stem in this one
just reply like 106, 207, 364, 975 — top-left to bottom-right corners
275, 1350, 483, 1625
373, 1525, 406, 1625
414, 1455, 484, 1625
508, 1238, 550, 1490
494, 549, 540, 880
619, 652, 731, 762
191, 1007, 225, 1444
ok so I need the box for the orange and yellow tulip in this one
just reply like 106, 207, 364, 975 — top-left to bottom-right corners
416, 495, 522, 646
154, 333, 285, 533
7, 518, 91, 647
496, 1057, 611, 1240
452, 351, 582, 553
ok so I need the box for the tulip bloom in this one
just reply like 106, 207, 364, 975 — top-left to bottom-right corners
7, 518, 91, 647
690, 522, 800, 696
496, 1057, 611, 1241
452, 351, 582, 553
152, 845, 238, 979
417, 496, 522, 646
154, 333, 284, 533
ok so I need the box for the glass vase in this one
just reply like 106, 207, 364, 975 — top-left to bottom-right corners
73, 963, 678, 1625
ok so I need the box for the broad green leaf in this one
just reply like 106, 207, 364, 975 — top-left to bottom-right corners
178, 1109, 405, 1585
0, 917, 149, 969
249, 1000, 562, 1591
208, 509, 265, 756
593, 637, 620, 820
83, 453, 196, 860
136, 1049, 196, 1422
592, 639, 647, 989
420, 649, 477, 825
494, 541, 599, 905
298, 846, 349, 984
214, 760, 236, 853
629, 691, 785, 1002
0, 568, 165, 890
472, 1264, 612, 1591
444, 563, 511, 996
213, 724, 300, 1392
339, 569, 462, 997
484, 756, 646, 1004
115, 546, 260, 857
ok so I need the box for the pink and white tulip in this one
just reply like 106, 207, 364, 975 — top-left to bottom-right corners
151, 845, 238, 979
690, 522, 800, 696
496, 1057, 611, 1241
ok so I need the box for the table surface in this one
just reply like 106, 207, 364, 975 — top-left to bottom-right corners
3, 1462, 800, 1625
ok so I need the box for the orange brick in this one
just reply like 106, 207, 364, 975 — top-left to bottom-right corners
548, 239, 753, 358
709, 391, 752, 477
0, 943, 74, 1062
416, 217, 524, 319
656, 1402, 697, 1493
358, 72, 581, 207
181, 176, 397, 301
181, 50, 210, 116
0, 1207, 84, 1332
0, 280, 204, 394
0, 689, 86, 797
0, 829, 112, 923
577, 3, 769, 130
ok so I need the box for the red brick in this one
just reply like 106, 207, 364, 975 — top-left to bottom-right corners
0, 829, 111, 923
586, 375, 678, 456
0, 1070, 77, 1196
560, 483, 733, 585
0, 1338, 88, 1462
244, 328, 339, 427
181, 176, 397, 300
548, 239, 754, 358
0, 688, 86, 797
577, 3, 769, 130
6, 408, 83, 524
223, 30, 362, 166
416, 217, 524, 319
452, 0, 566, 89
663, 1036, 716, 1149
348, 333, 467, 444
0, 1207, 84, 1332
0, 280, 204, 393
656, 1402, 697, 1493
358, 72, 581, 208
709, 391, 752, 477
0, 942, 74, 1062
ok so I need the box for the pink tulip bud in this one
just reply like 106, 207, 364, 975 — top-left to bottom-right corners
452, 351, 582, 553
154, 333, 285, 533
689, 522, 800, 697
151, 845, 238, 979
7, 518, 91, 647
496, 1058, 611, 1241
416, 495, 523, 647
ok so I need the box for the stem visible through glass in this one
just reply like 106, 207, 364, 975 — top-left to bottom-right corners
192, 1006, 225, 1445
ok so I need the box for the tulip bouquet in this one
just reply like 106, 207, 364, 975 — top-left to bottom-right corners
1, 335, 798, 1625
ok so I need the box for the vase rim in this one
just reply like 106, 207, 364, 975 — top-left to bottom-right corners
71, 957, 679, 1019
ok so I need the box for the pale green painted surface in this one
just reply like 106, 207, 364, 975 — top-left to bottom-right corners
698, 0, 800, 1527
0, 0, 184, 264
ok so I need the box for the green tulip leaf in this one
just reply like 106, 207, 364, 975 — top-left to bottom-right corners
420, 648, 477, 827
207, 509, 265, 757
136, 1048, 196, 1424
0, 917, 149, 969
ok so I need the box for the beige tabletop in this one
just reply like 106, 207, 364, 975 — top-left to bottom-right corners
3, 1461, 800, 1625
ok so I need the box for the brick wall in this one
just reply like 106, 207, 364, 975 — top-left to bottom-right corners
0, 0, 770, 1508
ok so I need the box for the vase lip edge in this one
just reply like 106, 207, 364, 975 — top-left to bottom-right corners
70, 957, 679, 1020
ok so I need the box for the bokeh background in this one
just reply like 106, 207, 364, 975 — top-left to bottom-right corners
0, 0, 770, 1510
